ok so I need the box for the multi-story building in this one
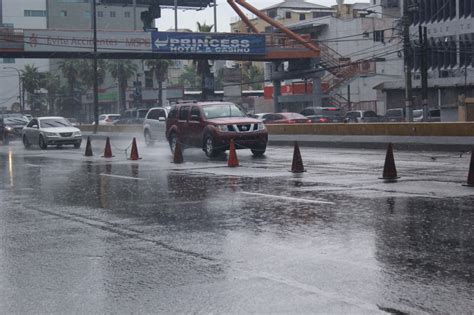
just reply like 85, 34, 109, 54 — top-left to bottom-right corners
46, 0, 153, 118
230, 0, 333, 34
0, 0, 49, 113
229, 0, 404, 113
375, 0, 474, 121
281, 2, 403, 113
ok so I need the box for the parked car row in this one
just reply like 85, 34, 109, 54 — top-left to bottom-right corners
250, 106, 442, 124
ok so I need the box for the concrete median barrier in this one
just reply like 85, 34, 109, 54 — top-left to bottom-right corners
79, 124, 144, 133
265, 122, 474, 137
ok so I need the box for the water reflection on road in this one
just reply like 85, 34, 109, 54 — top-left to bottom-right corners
0, 143, 472, 313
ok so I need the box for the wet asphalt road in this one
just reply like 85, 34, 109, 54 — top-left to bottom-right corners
0, 136, 473, 314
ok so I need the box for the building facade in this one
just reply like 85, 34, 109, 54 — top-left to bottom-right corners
0, 0, 49, 114
376, 0, 474, 121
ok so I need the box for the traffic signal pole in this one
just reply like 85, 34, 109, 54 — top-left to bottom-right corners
403, 0, 413, 122
419, 25, 429, 122
92, 0, 99, 133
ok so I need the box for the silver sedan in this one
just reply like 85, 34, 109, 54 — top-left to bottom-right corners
22, 116, 82, 149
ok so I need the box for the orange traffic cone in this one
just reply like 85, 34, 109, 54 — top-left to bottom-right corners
291, 141, 305, 173
84, 136, 93, 157
463, 147, 474, 187
380, 143, 399, 181
228, 139, 239, 167
102, 137, 114, 158
173, 140, 184, 164
129, 137, 141, 160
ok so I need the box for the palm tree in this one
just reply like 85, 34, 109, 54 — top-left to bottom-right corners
58, 59, 81, 117
107, 60, 138, 112
77, 59, 106, 89
242, 64, 264, 90
145, 59, 172, 106
21, 64, 41, 109
194, 22, 214, 100
40, 72, 61, 115
179, 64, 200, 90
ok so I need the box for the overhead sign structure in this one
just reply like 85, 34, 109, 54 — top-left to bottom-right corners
152, 32, 266, 55
23, 30, 151, 53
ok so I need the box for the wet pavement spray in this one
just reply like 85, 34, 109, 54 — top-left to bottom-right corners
0, 139, 472, 313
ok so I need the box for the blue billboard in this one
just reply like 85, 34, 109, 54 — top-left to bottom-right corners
151, 32, 266, 55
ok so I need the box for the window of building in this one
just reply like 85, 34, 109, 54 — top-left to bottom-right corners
60, 10, 68, 17
374, 30, 384, 43
125, 11, 131, 18
110, 11, 116, 18
24, 10, 47, 17
97, 11, 103, 17
264, 26, 273, 33
2, 58, 15, 64
285, 11, 291, 19
83, 10, 90, 18
267, 9, 277, 18
299, 13, 306, 21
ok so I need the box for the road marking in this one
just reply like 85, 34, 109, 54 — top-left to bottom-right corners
99, 173, 145, 181
240, 191, 335, 205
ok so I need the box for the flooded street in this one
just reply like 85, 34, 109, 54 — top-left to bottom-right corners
0, 138, 473, 314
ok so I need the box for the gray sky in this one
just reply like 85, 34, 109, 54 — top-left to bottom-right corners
154, 0, 365, 32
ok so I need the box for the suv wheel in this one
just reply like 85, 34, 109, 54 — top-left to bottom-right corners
204, 135, 219, 158
251, 147, 266, 157
144, 130, 154, 147
168, 132, 177, 153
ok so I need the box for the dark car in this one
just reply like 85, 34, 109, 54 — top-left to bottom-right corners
300, 107, 344, 123
385, 108, 405, 122
166, 101, 268, 158
260, 112, 311, 124
0, 115, 29, 145
344, 110, 383, 123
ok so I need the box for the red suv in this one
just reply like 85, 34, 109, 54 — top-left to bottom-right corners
165, 101, 268, 157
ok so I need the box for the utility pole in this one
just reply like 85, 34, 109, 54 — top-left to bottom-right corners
419, 25, 428, 121
403, 0, 413, 122
92, 0, 99, 133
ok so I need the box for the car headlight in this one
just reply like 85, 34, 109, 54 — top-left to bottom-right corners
5, 126, 13, 131
257, 122, 266, 130
216, 125, 229, 132
73, 131, 82, 136
44, 132, 58, 137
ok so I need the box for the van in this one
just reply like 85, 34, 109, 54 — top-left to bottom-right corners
115, 108, 149, 124
385, 108, 405, 122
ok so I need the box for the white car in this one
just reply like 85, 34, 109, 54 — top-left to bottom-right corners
93, 114, 121, 125
22, 116, 82, 149
143, 107, 168, 146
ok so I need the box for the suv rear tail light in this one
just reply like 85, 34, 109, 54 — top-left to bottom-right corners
319, 118, 328, 123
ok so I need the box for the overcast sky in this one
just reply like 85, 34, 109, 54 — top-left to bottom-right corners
154, 0, 365, 32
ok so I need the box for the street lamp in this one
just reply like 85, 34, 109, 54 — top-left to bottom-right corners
2, 66, 23, 113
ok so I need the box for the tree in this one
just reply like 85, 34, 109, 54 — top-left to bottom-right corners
40, 72, 61, 115
58, 59, 81, 117
242, 64, 264, 90
77, 59, 106, 90
145, 59, 172, 106
178, 64, 200, 90
107, 60, 138, 112
194, 22, 214, 100
21, 64, 41, 109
